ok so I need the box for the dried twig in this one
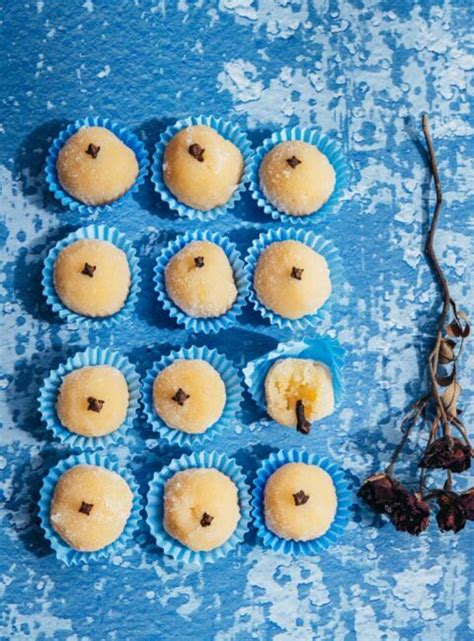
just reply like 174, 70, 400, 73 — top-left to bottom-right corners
358, 115, 472, 535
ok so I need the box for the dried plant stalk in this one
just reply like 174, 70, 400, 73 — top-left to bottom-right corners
358, 115, 472, 535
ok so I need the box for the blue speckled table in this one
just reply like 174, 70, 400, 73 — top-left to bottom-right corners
1, 1, 473, 640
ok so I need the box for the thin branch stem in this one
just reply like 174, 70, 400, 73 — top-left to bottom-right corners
422, 114, 452, 441
419, 411, 440, 494
385, 397, 429, 476
422, 114, 447, 318
445, 470, 453, 491
363, 115, 472, 516
450, 416, 472, 447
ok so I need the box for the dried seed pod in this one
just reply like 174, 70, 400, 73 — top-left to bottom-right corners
458, 311, 470, 338
446, 314, 470, 338
436, 367, 456, 387
447, 320, 462, 338
439, 339, 456, 364
441, 381, 461, 417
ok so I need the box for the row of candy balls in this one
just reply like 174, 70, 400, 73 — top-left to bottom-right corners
46, 227, 338, 329
45, 450, 341, 564
40, 345, 335, 445
50, 119, 338, 218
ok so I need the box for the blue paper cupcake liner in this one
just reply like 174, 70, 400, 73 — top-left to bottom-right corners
252, 449, 351, 555
38, 452, 142, 566
243, 335, 345, 421
146, 451, 251, 565
151, 114, 253, 221
249, 126, 349, 225
38, 347, 141, 450
143, 346, 243, 447
244, 227, 343, 331
154, 229, 249, 333
45, 116, 149, 215
42, 224, 141, 327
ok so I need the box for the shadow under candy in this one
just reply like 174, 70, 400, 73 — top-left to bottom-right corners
13, 118, 69, 209
4, 445, 68, 559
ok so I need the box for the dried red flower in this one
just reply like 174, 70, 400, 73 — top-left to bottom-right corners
358, 473, 404, 514
357, 118, 473, 539
458, 488, 474, 520
436, 494, 466, 533
389, 492, 430, 536
419, 437, 472, 473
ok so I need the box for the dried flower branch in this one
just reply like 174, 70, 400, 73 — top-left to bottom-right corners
359, 115, 473, 534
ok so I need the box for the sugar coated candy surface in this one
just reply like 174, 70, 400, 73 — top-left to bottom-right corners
165, 240, 237, 318
163, 468, 240, 551
259, 140, 335, 216
254, 240, 331, 319
264, 462, 337, 541
56, 126, 139, 206
56, 365, 129, 437
163, 124, 243, 211
153, 359, 226, 434
53, 239, 131, 317
50, 464, 133, 552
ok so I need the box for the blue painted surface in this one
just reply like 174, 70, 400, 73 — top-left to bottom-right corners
1, 1, 473, 639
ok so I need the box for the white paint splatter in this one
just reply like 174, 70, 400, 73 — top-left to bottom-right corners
97, 64, 111, 78
218, 60, 264, 103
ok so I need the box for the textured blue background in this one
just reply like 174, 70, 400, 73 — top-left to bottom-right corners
1, 1, 473, 640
